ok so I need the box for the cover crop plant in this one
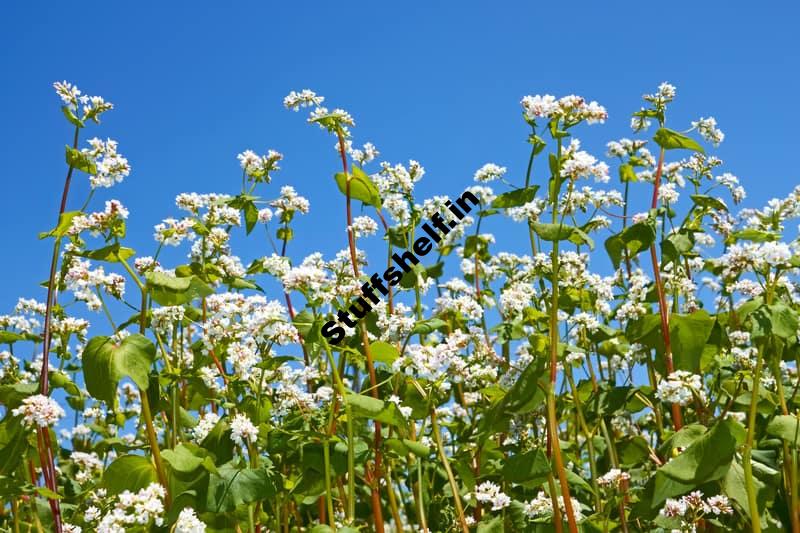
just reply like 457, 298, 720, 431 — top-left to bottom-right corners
0, 80, 798, 533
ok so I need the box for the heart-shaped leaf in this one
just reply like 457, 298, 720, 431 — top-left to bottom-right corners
83, 334, 156, 404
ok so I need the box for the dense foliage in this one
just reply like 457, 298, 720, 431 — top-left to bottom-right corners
0, 81, 798, 532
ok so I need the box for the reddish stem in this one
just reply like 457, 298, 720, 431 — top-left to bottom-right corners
649, 148, 683, 430
336, 129, 385, 533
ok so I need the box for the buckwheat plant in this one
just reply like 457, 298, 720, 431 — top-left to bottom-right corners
0, 81, 798, 533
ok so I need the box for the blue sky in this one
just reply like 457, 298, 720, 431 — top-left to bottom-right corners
1, 1, 798, 318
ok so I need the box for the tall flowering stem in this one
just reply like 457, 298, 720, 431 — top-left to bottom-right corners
35, 124, 81, 533
649, 147, 684, 430
547, 135, 579, 533
336, 128, 386, 532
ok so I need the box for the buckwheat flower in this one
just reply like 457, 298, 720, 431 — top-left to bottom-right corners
134, 256, 159, 274
83, 138, 130, 189
63, 524, 82, 533
198, 365, 224, 394
271, 185, 310, 221
500, 281, 535, 316
561, 144, 610, 183
261, 253, 291, 277
71, 451, 103, 484
597, 468, 630, 490
54, 80, 81, 108
228, 341, 259, 379
656, 370, 703, 406
204, 205, 241, 227
692, 116, 725, 146
349, 142, 379, 165
660, 497, 688, 518
473, 163, 507, 183
258, 207, 273, 223
474, 481, 511, 511
630, 110, 652, 132
309, 106, 356, 130
154, 217, 195, 246
192, 412, 220, 443
644, 82, 677, 107
174, 508, 206, 533
283, 89, 324, 110
383, 194, 412, 226
349, 215, 379, 238
523, 492, 582, 523
151, 305, 185, 334
230, 413, 259, 447
12, 394, 65, 428
82, 95, 114, 123
716, 172, 746, 203
237, 149, 283, 182
704, 495, 733, 515
69, 199, 129, 237
761, 241, 792, 267
84, 506, 101, 523
387, 395, 413, 419
659, 182, 680, 205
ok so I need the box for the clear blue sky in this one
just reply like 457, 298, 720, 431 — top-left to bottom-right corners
1, 1, 798, 315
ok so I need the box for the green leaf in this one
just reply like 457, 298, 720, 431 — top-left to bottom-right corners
751, 303, 799, 340
76, 244, 135, 263
0, 416, 28, 474
658, 419, 741, 486
653, 128, 705, 153
207, 461, 277, 512
491, 186, 538, 208
244, 200, 258, 235
38, 211, 81, 239
476, 516, 504, 533
410, 318, 447, 336
103, 455, 158, 495
501, 448, 550, 483
145, 272, 214, 306
61, 106, 84, 128
604, 221, 656, 269
334, 166, 381, 209
691, 194, 727, 212
82, 334, 156, 404
370, 341, 399, 365
619, 163, 637, 182
669, 311, 716, 372
0, 383, 38, 409
531, 222, 594, 249
766, 415, 800, 446
345, 393, 408, 429
0, 331, 28, 344
722, 460, 769, 521
629, 310, 715, 373
65, 146, 97, 174
162, 443, 217, 474
385, 438, 431, 458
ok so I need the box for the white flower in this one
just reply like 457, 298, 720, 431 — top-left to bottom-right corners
692, 116, 725, 146
656, 371, 703, 406
521, 94, 607, 124
237, 149, 282, 182
474, 481, 511, 511
284, 89, 324, 110
83, 138, 130, 189
349, 215, 379, 238
175, 508, 206, 533
12, 394, 65, 428
473, 163, 507, 183
192, 412, 220, 443
597, 468, 630, 490
230, 413, 259, 447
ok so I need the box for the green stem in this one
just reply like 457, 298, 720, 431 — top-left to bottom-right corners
430, 410, 469, 533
